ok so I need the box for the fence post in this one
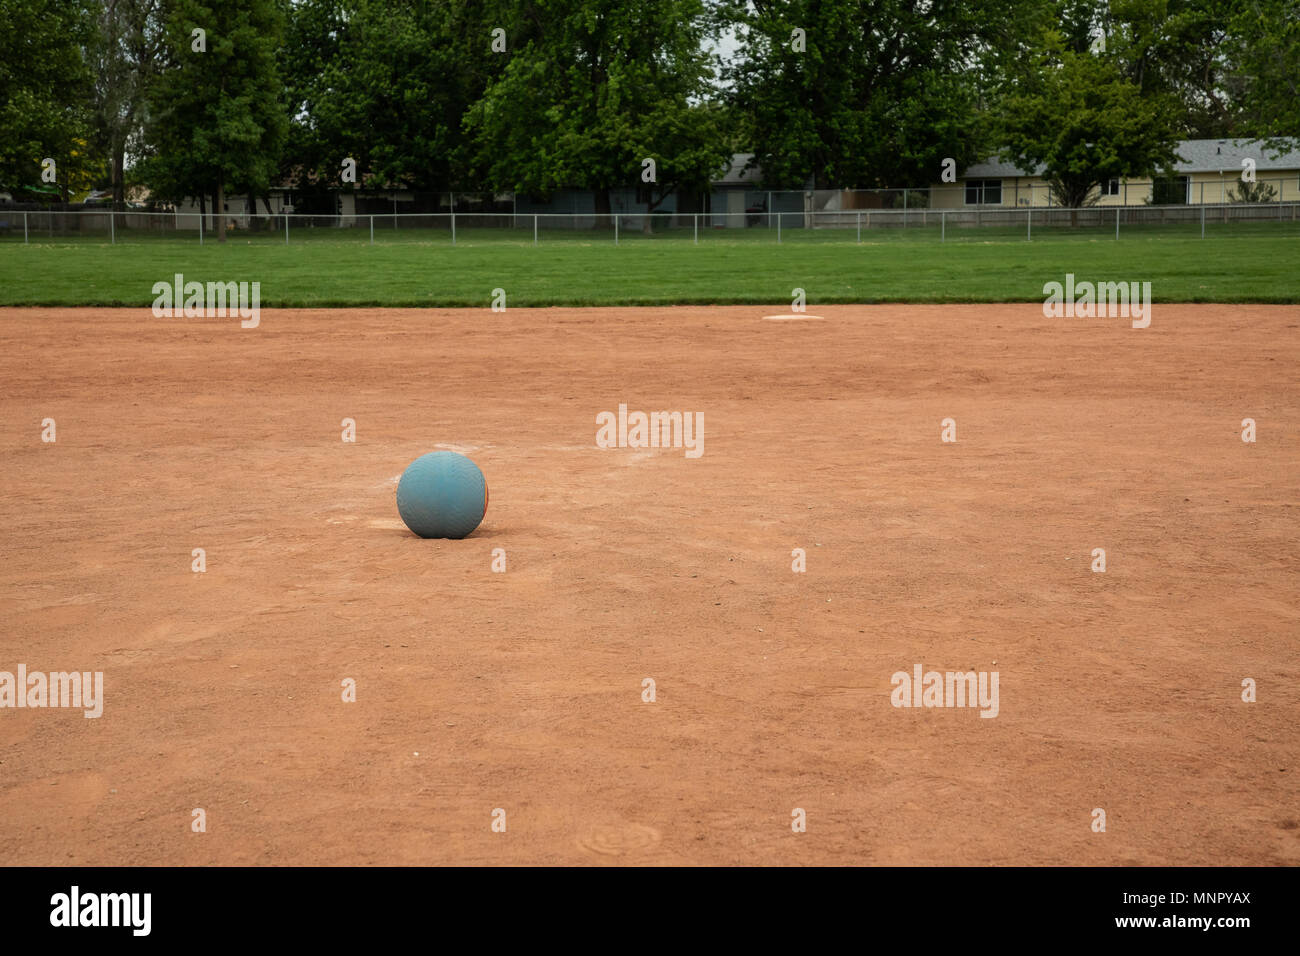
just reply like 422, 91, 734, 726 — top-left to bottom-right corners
534, 214, 538, 245
370, 215, 374, 244
110, 210, 115, 244
694, 213, 698, 244
451, 211, 456, 246
24, 212, 28, 243
941, 209, 945, 242
857, 211, 861, 243
1201, 203, 1205, 238
777, 211, 781, 244
903, 188, 908, 228
199, 213, 203, 245
1027, 206, 1031, 241
1115, 206, 1120, 240
768, 191, 772, 228
614, 214, 618, 245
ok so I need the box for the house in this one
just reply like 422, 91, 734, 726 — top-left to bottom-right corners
163, 155, 781, 229
928, 139, 1300, 208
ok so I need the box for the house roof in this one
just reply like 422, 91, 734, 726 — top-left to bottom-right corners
715, 153, 761, 185
1173, 138, 1300, 172
963, 138, 1300, 179
965, 157, 1045, 177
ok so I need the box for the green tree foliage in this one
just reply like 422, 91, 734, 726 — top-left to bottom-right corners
144, 0, 288, 239
997, 34, 1182, 210
0, 0, 95, 200
722, 0, 1051, 190
5, 0, 1296, 211
464, 0, 730, 222
1055, 0, 1299, 140
1224, 0, 1300, 140
281, 0, 504, 202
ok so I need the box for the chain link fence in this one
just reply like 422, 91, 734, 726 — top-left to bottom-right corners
1, 201, 1297, 244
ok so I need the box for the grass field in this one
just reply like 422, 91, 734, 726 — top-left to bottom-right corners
0, 228, 1296, 306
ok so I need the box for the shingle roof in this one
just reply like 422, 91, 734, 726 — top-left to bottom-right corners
963, 138, 1300, 178
1172, 139, 1300, 172
964, 157, 1045, 177
715, 153, 761, 185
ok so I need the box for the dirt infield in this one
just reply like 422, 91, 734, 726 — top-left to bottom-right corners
1, 303, 1297, 866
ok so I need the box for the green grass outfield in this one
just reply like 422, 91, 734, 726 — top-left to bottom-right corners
1, 224, 1296, 306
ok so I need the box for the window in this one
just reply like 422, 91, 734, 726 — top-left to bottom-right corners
965, 179, 1002, 205
1103, 179, 1120, 196
1152, 175, 1190, 205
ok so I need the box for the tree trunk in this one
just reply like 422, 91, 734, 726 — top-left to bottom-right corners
112, 141, 126, 207
593, 188, 611, 230
216, 180, 226, 242
643, 194, 662, 235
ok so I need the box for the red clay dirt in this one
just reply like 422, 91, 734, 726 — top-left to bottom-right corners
1, 304, 1297, 865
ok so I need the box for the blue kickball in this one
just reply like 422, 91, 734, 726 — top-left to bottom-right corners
396, 451, 488, 539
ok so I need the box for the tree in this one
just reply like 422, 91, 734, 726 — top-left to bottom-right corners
631, 102, 729, 231
997, 35, 1182, 213
1054, 0, 1298, 140
144, 0, 288, 240
0, 0, 95, 201
281, 0, 504, 201
1224, 0, 1300, 140
1068, 0, 1233, 137
464, 0, 729, 225
86, 0, 166, 207
721, 0, 1051, 190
